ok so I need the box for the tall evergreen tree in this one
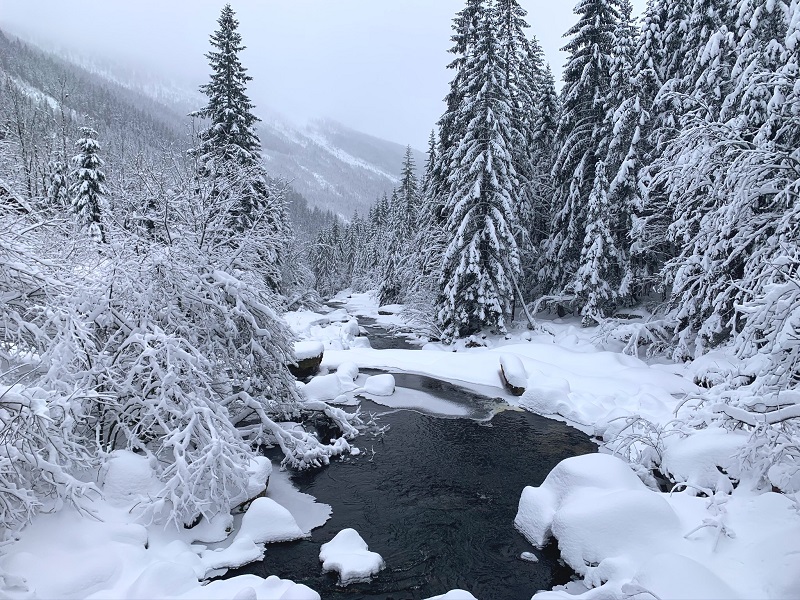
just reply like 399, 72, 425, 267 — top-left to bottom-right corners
191, 4, 280, 237
397, 145, 420, 236
542, 0, 622, 305
721, 0, 790, 134
431, 0, 489, 233
495, 0, 541, 273
70, 126, 106, 243
437, 9, 520, 339
192, 4, 261, 168
191, 4, 290, 292
612, 0, 671, 297
680, 0, 737, 121
575, 161, 618, 326
603, 0, 640, 298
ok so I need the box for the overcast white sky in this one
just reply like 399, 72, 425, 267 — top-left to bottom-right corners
0, 0, 646, 148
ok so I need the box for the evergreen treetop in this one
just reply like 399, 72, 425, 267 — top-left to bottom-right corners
191, 4, 261, 167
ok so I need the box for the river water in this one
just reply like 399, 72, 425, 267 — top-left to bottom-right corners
227, 318, 596, 599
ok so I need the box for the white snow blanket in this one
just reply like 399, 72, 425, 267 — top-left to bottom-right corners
319, 528, 385, 586
323, 341, 695, 434
516, 453, 800, 599
0, 452, 326, 600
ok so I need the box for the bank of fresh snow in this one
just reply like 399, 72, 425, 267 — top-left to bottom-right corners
0, 451, 326, 599
302, 291, 800, 600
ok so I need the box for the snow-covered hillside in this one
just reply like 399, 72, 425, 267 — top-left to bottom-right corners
258, 117, 425, 217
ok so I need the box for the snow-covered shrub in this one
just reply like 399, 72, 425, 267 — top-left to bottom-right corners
0, 384, 97, 536
706, 264, 800, 493
0, 213, 97, 534
0, 155, 360, 530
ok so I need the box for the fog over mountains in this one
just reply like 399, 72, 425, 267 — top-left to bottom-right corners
0, 29, 423, 219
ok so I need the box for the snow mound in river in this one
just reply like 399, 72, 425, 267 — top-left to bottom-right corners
319, 528, 385, 586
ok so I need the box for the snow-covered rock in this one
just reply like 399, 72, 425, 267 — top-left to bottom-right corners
517, 368, 572, 416
377, 304, 403, 315
319, 528, 384, 586
290, 341, 325, 378
351, 336, 372, 348
302, 374, 345, 402
239, 498, 305, 544
660, 428, 746, 494
336, 361, 359, 383
424, 591, 478, 600
515, 453, 645, 548
363, 374, 395, 396
295, 341, 325, 361
237, 456, 273, 508
499, 353, 527, 395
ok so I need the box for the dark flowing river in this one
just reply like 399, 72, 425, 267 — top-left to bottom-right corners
227, 318, 596, 599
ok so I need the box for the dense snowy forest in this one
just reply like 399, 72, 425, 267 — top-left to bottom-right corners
1, 0, 800, 598
313, 0, 800, 492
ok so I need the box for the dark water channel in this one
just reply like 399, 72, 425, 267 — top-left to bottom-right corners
228, 318, 596, 599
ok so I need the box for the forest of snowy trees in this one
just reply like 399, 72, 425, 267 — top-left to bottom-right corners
316, 0, 800, 354
2, 0, 800, 548
311, 0, 800, 495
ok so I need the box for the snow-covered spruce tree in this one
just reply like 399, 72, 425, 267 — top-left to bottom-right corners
603, 0, 646, 300
378, 232, 402, 306
495, 0, 544, 290
311, 218, 351, 298
191, 4, 261, 172
432, 0, 489, 233
721, 0, 790, 134
541, 0, 621, 311
402, 132, 449, 336
647, 0, 692, 145
613, 0, 672, 298
439, 0, 488, 155
70, 127, 106, 243
437, 8, 521, 340
575, 161, 619, 326
47, 159, 69, 207
679, 0, 737, 122
524, 57, 559, 255
378, 149, 422, 306
190, 3, 290, 292
397, 145, 420, 237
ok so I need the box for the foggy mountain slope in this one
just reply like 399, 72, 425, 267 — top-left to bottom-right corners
259, 117, 426, 216
0, 29, 188, 155
0, 28, 424, 217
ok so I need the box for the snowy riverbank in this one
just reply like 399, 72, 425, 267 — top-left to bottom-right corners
296, 291, 800, 599
2, 290, 798, 599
